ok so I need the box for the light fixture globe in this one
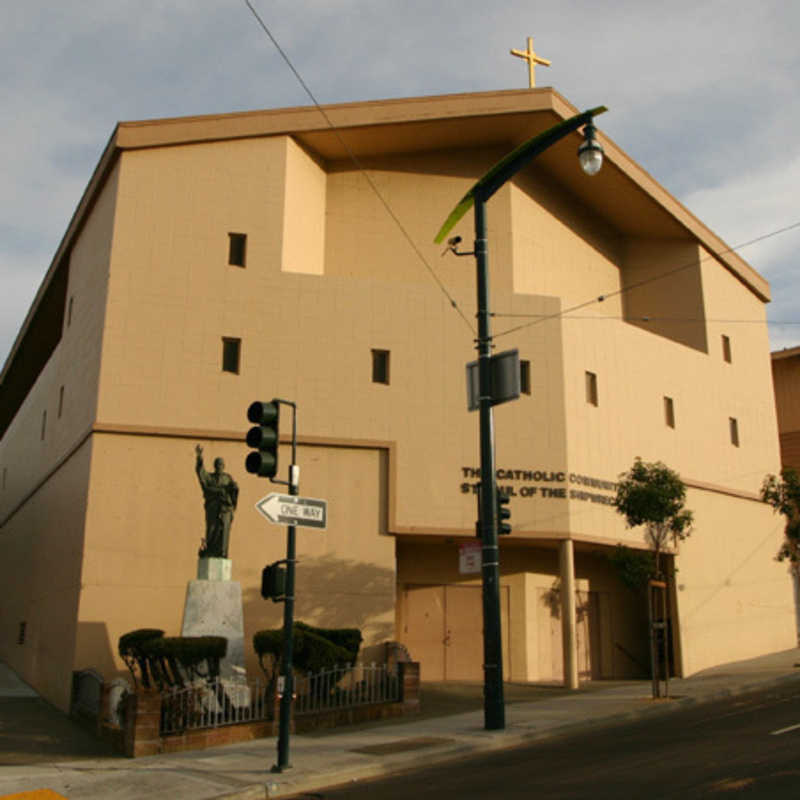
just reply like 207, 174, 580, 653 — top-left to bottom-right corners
578, 122, 604, 176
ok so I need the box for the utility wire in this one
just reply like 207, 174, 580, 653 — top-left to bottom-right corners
492, 313, 800, 325
494, 220, 800, 339
243, 0, 475, 334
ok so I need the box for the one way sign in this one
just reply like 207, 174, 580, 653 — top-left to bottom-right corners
255, 493, 328, 530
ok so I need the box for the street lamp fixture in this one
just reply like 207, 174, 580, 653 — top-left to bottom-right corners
435, 106, 608, 732
578, 121, 604, 176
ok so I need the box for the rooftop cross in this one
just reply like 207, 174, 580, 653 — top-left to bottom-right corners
510, 36, 551, 88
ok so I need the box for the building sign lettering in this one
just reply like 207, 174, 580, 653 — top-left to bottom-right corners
459, 466, 617, 506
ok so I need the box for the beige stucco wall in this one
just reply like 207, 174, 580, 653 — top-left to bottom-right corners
0, 164, 119, 708
675, 489, 794, 675
772, 355, 800, 433
396, 539, 646, 682
282, 138, 326, 276
75, 435, 395, 682
3, 112, 795, 703
0, 163, 118, 523
0, 442, 92, 709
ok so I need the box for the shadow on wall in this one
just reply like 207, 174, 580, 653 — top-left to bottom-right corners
242, 554, 396, 668
73, 621, 120, 685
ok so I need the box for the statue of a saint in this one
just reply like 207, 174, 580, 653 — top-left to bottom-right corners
195, 445, 239, 558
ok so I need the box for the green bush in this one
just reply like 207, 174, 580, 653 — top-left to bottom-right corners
118, 630, 227, 690
253, 622, 362, 682
296, 621, 362, 664
118, 629, 164, 689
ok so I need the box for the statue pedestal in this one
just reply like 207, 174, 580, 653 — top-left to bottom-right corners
196, 557, 232, 581
181, 558, 245, 682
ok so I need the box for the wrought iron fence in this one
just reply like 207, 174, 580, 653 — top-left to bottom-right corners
294, 662, 400, 715
159, 662, 401, 735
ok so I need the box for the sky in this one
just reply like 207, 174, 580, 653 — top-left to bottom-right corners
2, 0, 799, 368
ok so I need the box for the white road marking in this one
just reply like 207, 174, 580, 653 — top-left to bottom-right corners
770, 722, 800, 736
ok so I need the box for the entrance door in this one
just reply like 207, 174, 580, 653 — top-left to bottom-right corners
403, 585, 445, 680
444, 585, 485, 680
402, 584, 510, 681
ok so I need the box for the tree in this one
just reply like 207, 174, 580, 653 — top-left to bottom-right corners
760, 468, 800, 574
614, 458, 693, 698
614, 458, 694, 578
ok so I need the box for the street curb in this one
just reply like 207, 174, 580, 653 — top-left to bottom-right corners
213, 671, 800, 799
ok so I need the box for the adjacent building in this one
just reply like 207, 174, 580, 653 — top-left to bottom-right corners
1, 88, 795, 711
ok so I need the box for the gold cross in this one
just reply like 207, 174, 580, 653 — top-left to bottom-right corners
510, 37, 551, 88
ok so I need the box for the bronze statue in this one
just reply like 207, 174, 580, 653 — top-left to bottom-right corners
195, 445, 239, 558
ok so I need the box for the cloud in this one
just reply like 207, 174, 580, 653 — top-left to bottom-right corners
2, 0, 800, 366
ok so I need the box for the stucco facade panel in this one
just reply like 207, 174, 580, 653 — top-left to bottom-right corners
77, 434, 394, 683
0, 441, 92, 709
0, 165, 118, 522
675, 489, 795, 675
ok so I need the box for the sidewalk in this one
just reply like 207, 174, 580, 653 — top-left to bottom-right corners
2, 649, 800, 800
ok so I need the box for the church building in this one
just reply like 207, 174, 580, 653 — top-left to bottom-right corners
0, 87, 795, 712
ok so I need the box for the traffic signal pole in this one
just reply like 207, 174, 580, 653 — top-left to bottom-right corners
474, 194, 505, 730
271, 401, 297, 773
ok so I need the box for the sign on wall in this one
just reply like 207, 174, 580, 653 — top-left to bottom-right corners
459, 541, 482, 574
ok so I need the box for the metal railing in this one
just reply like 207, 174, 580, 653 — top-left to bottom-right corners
294, 662, 400, 715
159, 663, 401, 735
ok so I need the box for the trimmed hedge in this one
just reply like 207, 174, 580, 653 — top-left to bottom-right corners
117, 630, 227, 689
253, 622, 362, 680
118, 629, 164, 689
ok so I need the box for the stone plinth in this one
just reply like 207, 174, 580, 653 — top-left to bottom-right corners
181, 561, 245, 681
197, 557, 232, 581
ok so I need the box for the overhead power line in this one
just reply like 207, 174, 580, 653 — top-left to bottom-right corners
494, 220, 800, 339
243, 1, 475, 334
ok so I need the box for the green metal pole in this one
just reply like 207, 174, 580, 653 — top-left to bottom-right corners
474, 194, 505, 730
273, 405, 298, 772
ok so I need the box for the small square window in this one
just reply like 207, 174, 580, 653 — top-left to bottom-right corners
222, 338, 241, 374
372, 349, 390, 385
520, 360, 531, 395
664, 396, 675, 429
729, 417, 739, 447
585, 371, 598, 406
228, 233, 247, 267
722, 334, 732, 363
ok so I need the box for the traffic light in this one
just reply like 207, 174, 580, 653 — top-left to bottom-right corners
261, 561, 286, 602
246, 400, 280, 478
496, 490, 511, 535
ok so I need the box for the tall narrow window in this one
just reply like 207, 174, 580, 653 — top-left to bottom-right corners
58, 386, 65, 418
67, 296, 74, 327
40, 410, 47, 441
2, 467, 6, 490
222, 338, 241, 374
372, 349, 390, 385
664, 396, 675, 428
520, 360, 531, 395
585, 371, 598, 406
18, 622, 26, 645
729, 417, 739, 447
722, 334, 732, 363
228, 233, 247, 267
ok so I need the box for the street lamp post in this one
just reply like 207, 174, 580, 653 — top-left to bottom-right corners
436, 106, 607, 730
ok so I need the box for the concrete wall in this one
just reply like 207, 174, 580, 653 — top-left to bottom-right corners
75, 435, 395, 684
0, 164, 119, 708
396, 539, 647, 682
3, 116, 795, 702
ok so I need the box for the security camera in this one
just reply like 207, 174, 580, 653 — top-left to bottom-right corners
448, 236, 462, 247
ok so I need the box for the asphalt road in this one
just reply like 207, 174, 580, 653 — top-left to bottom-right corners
307, 683, 800, 799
